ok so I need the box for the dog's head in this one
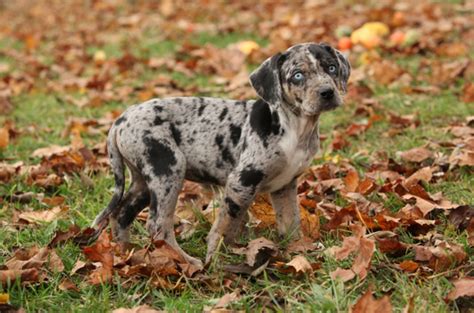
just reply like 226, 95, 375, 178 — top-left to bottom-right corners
250, 43, 351, 116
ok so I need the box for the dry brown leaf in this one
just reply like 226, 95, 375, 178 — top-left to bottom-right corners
399, 147, 433, 163
344, 169, 360, 192
300, 206, 320, 239
0, 127, 9, 148
244, 237, 278, 267
113, 305, 165, 313
351, 288, 393, 313
403, 167, 433, 188
49, 224, 81, 247
461, 82, 474, 103
5, 247, 49, 271
249, 194, 276, 228
328, 225, 375, 281
446, 277, 474, 301
58, 278, 79, 292
398, 260, 419, 272
83, 230, 114, 284
0, 269, 39, 285
18, 206, 68, 224
285, 255, 313, 275
212, 289, 241, 310
31, 145, 71, 158
330, 267, 355, 282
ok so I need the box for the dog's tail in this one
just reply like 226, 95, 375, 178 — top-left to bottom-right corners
91, 126, 125, 230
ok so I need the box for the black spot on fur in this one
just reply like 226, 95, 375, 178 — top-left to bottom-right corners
221, 147, 235, 166
219, 108, 228, 120
154, 115, 165, 126
271, 111, 280, 135
239, 167, 264, 187
118, 191, 150, 228
225, 197, 241, 218
114, 116, 127, 126
250, 99, 280, 142
215, 134, 224, 147
198, 98, 205, 116
149, 192, 158, 215
153, 106, 163, 113
229, 124, 241, 146
169, 124, 181, 145
215, 134, 235, 165
165, 187, 171, 195
174, 98, 183, 105
143, 137, 176, 177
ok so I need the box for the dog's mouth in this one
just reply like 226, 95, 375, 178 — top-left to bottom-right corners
320, 99, 342, 111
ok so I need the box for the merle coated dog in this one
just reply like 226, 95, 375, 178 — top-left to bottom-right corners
92, 42, 351, 267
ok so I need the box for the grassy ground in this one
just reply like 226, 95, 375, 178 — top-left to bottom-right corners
1, 4, 473, 313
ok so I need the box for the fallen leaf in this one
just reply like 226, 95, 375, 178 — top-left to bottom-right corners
0, 127, 9, 148
242, 237, 278, 267
344, 169, 360, 192
399, 147, 433, 163
49, 224, 81, 247
351, 288, 393, 313
330, 267, 355, 282
398, 260, 419, 272
285, 255, 313, 275
18, 206, 68, 224
58, 278, 79, 292
0, 269, 39, 285
446, 277, 474, 301
83, 230, 114, 284
328, 225, 375, 281
212, 289, 241, 310
113, 305, 165, 313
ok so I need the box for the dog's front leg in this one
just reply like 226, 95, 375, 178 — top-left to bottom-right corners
205, 172, 257, 264
270, 178, 302, 240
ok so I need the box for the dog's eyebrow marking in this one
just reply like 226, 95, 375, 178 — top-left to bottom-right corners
143, 137, 177, 176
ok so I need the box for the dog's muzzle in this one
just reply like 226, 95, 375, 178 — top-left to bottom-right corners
319, 87, 341, 111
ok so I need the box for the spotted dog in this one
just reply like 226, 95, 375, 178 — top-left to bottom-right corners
92, 42, 351, 268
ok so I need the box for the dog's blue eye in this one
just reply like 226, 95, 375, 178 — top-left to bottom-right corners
292, 72, 304, 82
329, 65, 337, 73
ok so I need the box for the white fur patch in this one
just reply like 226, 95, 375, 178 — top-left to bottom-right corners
265, 126, 313, 192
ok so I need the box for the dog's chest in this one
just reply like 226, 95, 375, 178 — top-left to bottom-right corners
264, 126, 316, 192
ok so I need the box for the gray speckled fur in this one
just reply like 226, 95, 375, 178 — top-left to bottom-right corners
92, 43, 351, 267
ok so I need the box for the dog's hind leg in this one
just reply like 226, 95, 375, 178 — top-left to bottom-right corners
143, 137, 204, 268
109, 162, 150, 243
92, 127, 125, 231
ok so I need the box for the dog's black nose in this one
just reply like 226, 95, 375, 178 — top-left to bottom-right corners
319, 87, 334, 99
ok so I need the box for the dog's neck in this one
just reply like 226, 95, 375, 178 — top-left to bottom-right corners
277, 101, 319, 143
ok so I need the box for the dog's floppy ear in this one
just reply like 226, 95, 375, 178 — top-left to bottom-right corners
335, 49, 351, 93
249, 52, 285, 104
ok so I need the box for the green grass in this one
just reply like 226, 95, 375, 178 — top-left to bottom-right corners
1, 26, 473, 313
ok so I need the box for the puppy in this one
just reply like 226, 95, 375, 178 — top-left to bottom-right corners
92, 42, 351, 267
